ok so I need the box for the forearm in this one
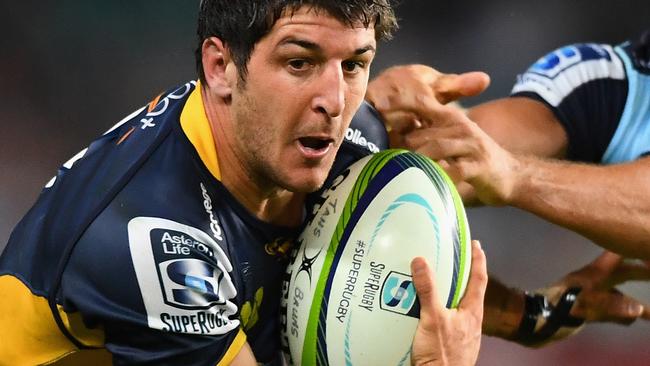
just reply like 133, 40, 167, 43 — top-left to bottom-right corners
509, 156, 650, 259
482, 276, 524, 339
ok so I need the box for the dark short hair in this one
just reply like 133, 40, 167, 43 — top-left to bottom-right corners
195, 0, 398, 83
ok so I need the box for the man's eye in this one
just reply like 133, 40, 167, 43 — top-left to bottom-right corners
343, 61, 364, 73
288, 59, 310, 71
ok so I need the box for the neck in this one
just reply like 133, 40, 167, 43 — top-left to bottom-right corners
201, 85, 304, 227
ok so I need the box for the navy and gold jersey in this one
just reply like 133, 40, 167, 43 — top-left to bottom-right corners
511, 30, 650, 163
0, 81, 387, 365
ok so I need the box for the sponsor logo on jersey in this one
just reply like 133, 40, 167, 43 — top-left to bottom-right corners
380, 271, 420, 318
200, 182, 224, 242
345, 127, 380, 153
241, 287, 264, 331
139, 81, 195, 130
529, 43, 611, 79
264, 237, 293, 257
128, 217, 239, 335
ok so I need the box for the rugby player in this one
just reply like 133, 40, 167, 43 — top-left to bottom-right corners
0, 1, 488, 365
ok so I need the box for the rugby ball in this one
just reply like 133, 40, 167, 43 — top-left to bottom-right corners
280, 149, 471, 366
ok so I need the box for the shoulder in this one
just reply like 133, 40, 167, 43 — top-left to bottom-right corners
511, 43, 626, 106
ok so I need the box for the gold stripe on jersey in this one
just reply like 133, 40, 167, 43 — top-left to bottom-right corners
180, 81, 222, 180
0, 275, 108, 365
216, 328, 247, 366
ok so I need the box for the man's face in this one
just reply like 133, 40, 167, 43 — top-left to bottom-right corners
229, 7, 376, 193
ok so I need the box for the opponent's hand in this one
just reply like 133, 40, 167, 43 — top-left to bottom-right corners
411, 240, 487, 366
404, 108, 522, 206
520, 251, 650, 347
366, 64, 490, 148
366, 64, 518, 206
547, 251, 650, 323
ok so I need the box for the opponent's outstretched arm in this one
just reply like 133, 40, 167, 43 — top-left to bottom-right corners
484, 251, 650, 346
366, 64, 650, 259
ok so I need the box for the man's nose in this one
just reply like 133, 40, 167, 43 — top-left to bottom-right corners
312, 63, 345, 119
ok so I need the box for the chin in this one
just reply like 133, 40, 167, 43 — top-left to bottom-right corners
276, 157, 333, 193
287, 178, 325, 194
283, 170, 328, 194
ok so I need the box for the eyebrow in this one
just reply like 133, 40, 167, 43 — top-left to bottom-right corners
278, 38, 376, 56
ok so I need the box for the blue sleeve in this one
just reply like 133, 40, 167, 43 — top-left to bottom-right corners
510, 43, 628, 162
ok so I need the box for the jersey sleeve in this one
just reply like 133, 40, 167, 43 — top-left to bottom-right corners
510, 43, 628, 162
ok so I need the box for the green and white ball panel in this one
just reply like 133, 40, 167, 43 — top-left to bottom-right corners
281, 149, 471, 366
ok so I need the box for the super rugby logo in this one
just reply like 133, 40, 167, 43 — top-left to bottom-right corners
148, 227, 236, 311
159, 258, 230, 308
128, 217, 239, 335
380, 271, 420, 318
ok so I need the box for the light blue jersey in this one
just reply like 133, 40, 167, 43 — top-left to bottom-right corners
512, 30, 650, 164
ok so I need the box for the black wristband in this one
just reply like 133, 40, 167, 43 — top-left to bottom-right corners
515, 287, 585, 346
516, 292, 548, 341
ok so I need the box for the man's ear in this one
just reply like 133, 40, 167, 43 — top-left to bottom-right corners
202, 37, 236, 98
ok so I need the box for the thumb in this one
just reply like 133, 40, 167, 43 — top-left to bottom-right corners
411, 257, 441, 319
458, 240, 488, 313
434, 71, 491, 104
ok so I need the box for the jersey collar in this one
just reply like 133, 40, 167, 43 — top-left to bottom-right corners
179, 81, 222, 180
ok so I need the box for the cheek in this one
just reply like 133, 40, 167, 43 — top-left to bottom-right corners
347, 78, 368, 106
343, 85, 368, 121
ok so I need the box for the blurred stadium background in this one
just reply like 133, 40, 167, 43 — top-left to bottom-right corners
1, 1, 649, 364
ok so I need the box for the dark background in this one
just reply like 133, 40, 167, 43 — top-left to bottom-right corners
2, 1, 649, 365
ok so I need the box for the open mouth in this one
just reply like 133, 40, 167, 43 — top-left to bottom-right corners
298, 137, 333, 151
297, 136, 334, 158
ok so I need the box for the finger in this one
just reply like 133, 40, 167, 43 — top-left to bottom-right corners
589, 251, 623, 272
458, 240, 488, 314
573, 289, 645, 324
374, 92, 447, 122
610, 262, 650, 285
433, 159, 478, 192
434, 72, 491, 104
411, 257, 442, 320
405, 118, 472, 148
566, 251, 623, 287
433, 158, 464, 183
436, 158, 451, 171
642, 306, 650, 320
374, 88, 439, 118
411, 137, 477, 165
383, 111, 422, 134
366, 64, 439, 111
455, 181, 479, 206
